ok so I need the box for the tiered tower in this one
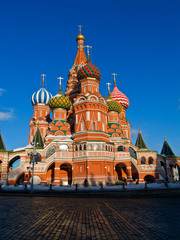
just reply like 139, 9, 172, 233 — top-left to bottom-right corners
29, 76, 52, 144
111, 75, 130, 140
65, 27, 87, 102
73, 58, 109, 142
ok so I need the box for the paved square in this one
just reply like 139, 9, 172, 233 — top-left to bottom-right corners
0, 196, 179, 239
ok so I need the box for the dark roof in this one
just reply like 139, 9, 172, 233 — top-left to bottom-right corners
32, 128, 44, 149
161, 138, 175, 157
0, 132, 6, 151
135, 129, 148, 149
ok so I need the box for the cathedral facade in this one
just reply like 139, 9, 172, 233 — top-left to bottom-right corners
0, 31, 179, 186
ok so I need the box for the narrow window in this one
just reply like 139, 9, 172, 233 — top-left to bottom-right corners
98, 112, 101, 121
93, 122, 95, 130
86, 111, 90, 121
141, 157, 146, 164
81, 121, 84, 131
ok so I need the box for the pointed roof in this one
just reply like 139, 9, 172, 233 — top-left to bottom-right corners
33, 127, 44, 149
0, 132, 6, 151
161, 137, 175, 157
135, 128, 148, 149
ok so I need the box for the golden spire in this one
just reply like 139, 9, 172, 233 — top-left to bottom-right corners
112, 73, 117, 85
41, 74, 46, 87
76, 25, 85, 42
84, 45, 92, 60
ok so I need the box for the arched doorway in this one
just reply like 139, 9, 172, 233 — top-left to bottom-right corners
46, 163, 55, 184
131, 163, 139, 183
60, 163, 72, 186
144, 175, 155, 183
115, 163, 128, 182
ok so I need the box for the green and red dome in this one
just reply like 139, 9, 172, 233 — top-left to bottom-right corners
77, 60, 101, 81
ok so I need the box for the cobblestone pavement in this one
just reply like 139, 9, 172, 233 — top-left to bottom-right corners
0, 196, 180, 240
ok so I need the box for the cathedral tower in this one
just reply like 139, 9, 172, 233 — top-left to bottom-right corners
29, 75, 52, 144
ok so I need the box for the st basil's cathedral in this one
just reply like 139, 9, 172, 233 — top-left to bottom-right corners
0, 30, 179, 186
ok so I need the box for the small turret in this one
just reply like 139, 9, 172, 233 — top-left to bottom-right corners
161, 135, 175, 157
135, 127, 148, 150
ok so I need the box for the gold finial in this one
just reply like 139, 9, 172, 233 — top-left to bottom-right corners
106, 82, 111, 93
164, 133, 166, 141
57, 76, 64, 90
84, 45, 92, 60
139, 125, 141, 133
78, 25, 82, 34
112, 73, 117, 84
41, 74, 46, 87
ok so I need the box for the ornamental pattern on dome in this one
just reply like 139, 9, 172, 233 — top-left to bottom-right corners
49, 91, 71, 110
77, 61, 101, 81
31, 88, 52, 105
107, 100, 122, 113
111, 85, 129, 109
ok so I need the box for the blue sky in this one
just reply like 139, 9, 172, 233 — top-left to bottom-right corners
0, 0, 180, 155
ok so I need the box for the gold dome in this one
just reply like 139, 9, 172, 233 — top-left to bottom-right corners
76, 34, 85, 42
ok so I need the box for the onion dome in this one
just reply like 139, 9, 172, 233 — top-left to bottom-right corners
31, 88, 52, 106
106, 91, 122, 113
49, 88, 71, 110
111, 83, 129, 109
77, 60, 101, 81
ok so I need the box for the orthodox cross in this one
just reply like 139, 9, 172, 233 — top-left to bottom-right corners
78, 25, 83, 34
106, 82, 111, 92
41, 74, 46, 87
112, 73, 117, 84
84, 45, 92, 59
57, 76, 64, 90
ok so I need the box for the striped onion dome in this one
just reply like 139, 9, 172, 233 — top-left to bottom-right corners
77, 60, 101, 81
31, 88, 52, 105
106, 91, 122, 113
49, 89, 71, 110
111, 83, 129, 109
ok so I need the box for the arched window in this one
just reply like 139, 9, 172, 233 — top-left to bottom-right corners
117, 146, 125, 152
75, 145, 78, 151
84, 144, 86, 150
88, 144, 92, 150
94, 144, 99, 151
81, 121, 84, 131
106, 145, 107, 151
141, 157, 146, 164
148, 157, 153, 165
79, 145, 82, 151
59, 145, 68, 152
129, 147, 137, 160
93, 122, 96, 131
